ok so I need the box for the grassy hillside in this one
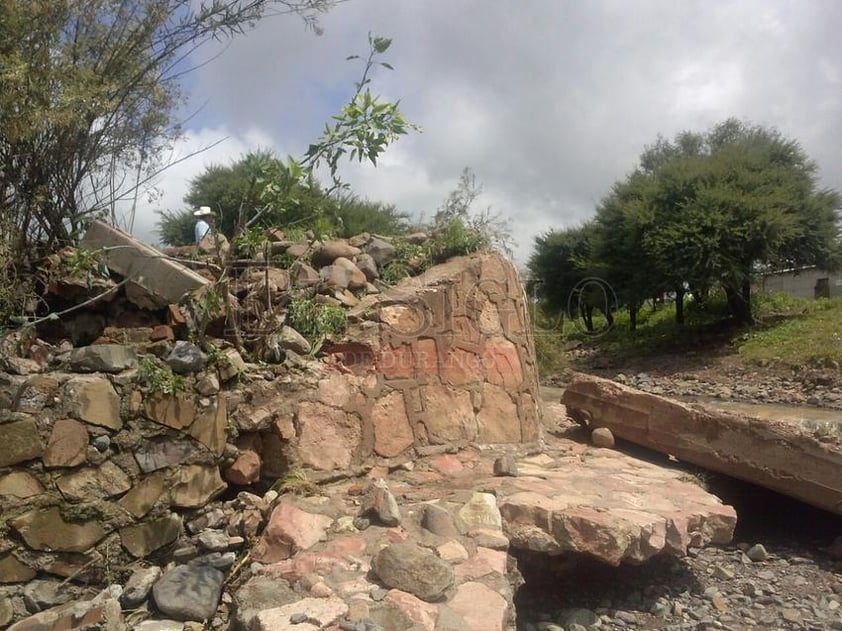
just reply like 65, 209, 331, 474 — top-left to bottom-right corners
533, 291, 842, 374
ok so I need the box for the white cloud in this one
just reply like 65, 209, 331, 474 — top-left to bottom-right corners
133, 0, 842, 265
125, 126, 277, 245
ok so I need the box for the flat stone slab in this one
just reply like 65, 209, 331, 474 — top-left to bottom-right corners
237, 432, 735, 631
498, 446, 736, 565
562, 373, 842, 515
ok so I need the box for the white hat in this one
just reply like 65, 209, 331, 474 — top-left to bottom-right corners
193, 206, 215, 217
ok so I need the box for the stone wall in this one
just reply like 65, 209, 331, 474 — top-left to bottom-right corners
0, 347, 229, 586
0, 250, 543, 588
232, 251, 543, 474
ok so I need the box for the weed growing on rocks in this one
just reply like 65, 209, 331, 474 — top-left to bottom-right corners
137, 356, 187, 395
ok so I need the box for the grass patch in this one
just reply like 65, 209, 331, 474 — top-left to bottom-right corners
738, 295, 842, 367
538, 290, 842, 370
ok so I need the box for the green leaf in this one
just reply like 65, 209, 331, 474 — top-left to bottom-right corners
380, 62, 394, 70
372, 36, 392, 53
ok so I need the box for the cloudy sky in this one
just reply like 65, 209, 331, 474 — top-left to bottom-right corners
130, 0, 842, 265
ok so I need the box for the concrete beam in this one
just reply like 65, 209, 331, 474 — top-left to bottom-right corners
81, 221, 209, 305
561, 373, 842, 515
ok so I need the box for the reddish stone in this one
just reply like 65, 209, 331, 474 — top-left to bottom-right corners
167, 304, 186, 326
440, 347, 481, 386
223, 449, 261, 485
385, 590, 438, 630
481, 336, 524, 389
428, 454, 464, 475
371, 391, 414, 458
448, 582, 508, 631
415, 338, 438, 377
379, 344, 415, 380
296, 402, 361, 471
43, 419, 89, 468
419, 384, 477, 444
476, 384, 521, 443
149, 324, 174, 342
252, 500, 334, 563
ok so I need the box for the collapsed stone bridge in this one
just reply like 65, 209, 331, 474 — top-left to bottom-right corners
0, 225, 736, 630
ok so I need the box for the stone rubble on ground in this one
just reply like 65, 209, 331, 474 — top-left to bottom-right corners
2, 431, 739, 631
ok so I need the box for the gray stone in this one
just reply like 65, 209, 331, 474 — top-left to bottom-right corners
559, 608, 599, 628
0, 417, 43, 467
197, 529, 230, 552
747, 543, 769, 562
82, 220, 210, 304
135, 439, 197, 473
277, 326, 311, 355
355, 253, 379, 281
493, 454, 518, 477
120, 565, 162, 608
152, 564, 224, 621
92, 434, 111, 452
421, 504, 460, 537
22, 579, 77, 610
360, 478, 401, 527
191, 551, 236, 570
70, 344, 137, 373
166, 341, 207, 374
365, 237, 397, 267
120, 514, 181, 558
371, 543, 454, 602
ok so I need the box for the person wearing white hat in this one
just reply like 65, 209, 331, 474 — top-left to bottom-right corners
193, 206, 215, 243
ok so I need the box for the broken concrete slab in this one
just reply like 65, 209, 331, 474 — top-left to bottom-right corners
81, 220, 209, 305
498, 442, 737, 565
561, 373, 842, 516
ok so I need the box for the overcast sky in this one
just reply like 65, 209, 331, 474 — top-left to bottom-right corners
130, 0, 842, 265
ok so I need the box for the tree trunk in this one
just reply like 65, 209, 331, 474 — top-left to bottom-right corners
629, 303, 638, 331
724, 282, 754, 325
674, 287, 685, 326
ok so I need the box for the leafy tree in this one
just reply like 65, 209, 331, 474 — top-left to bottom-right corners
157, 150, 342, 246
0, 0, 332, 261
592, 173, 663, 329
157, 34, 418, 248
640, 119, 841, 324
528, 222, 617, 332
335, 193, 411, 237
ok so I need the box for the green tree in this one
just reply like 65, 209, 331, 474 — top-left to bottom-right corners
335, 193, 411, 237
0, 0, 332, 261
528, 222, 616, 332
592, 173, 663, 329
157, 34, 418, 248
640, 119, 841, 324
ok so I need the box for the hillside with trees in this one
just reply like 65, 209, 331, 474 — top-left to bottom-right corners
529, 119, 842, 329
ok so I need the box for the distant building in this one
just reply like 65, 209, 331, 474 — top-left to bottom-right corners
757, 266, 842, 299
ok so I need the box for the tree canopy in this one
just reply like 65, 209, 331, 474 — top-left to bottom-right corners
529, 119, 842, 326
156, 150, 412, 246
0, 0, 333, 261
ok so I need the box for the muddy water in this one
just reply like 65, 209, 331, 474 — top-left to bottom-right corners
540, 384, 842, 429
689, 396, 842, 428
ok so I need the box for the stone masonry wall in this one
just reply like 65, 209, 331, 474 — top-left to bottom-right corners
0, 348, 230, 586
0, 250, 542, 586
235, 250, 543, 473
